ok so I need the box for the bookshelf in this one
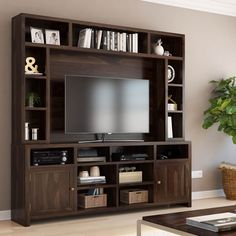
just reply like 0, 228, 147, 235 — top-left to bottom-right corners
12, 13, 191, 226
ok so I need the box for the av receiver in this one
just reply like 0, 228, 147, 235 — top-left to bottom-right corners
31, 150, 68, 166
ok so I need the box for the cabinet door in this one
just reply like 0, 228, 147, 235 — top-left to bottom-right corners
30, 166, 75, 216
155, 160, 191, 204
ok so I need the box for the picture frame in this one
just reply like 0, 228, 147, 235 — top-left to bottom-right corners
167, 65, 175, 83
45, 29, 60, 45
30, 27, 44, 44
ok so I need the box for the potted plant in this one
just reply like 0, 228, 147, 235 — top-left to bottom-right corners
26, 92, 41, 107
202, 76, 236, 199
202, 76, 236, 143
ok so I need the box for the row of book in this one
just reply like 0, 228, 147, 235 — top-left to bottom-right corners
77, 28, 138, 53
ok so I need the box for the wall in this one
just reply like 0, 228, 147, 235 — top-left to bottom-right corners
1, 0, 236, 211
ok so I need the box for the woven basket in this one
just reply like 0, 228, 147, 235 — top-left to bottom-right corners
220, 167, 236, 200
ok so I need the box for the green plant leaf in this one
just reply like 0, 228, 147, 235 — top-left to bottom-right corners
202, 76, 236, 144
202, 116, 215, 129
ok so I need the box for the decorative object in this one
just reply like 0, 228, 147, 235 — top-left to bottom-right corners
119, 171, 142, 183
168, 95, 177, 111
26, 92, 41, 107
154, 39, 164, 55
164, 51, 172, 56
219, 162, 236, 200
25, 57, 42, 75
167, 65, 175, 83
79, 170, 89, 178
25, 122, 30, 140
120, 189, 148, 204
30, 27, 44, 44
90, 166, 100, 177
167, 116, 173, 138
45, 29, 60, 45
78, 193, 107, 209
202, 77, 236, 144
31, 128, 39, 140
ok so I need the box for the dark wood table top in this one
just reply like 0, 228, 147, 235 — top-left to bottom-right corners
143, 205, 236, 236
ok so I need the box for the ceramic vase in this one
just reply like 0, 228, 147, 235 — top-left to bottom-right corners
154, 39, 164, 56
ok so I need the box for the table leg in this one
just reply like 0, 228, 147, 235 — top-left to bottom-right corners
137, 220, 142, 236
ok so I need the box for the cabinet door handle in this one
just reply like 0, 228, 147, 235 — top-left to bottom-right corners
70, 187, 75, 191
157, 180, 161, 184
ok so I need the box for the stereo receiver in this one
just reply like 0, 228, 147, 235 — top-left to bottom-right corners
31, 150, 68, 166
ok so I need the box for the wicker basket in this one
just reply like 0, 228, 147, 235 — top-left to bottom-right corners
220, 164, 236, 200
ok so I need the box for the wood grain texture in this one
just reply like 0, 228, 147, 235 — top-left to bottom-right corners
12, 13, 188, 226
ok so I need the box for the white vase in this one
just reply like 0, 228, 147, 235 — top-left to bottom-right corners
154, 44, 164, 55
90, 166, 100, 177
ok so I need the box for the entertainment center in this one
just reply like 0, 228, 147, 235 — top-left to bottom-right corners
12, 13, 191, 226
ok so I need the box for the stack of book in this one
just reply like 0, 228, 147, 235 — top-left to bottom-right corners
77, 28, 138, 53
186, 212, 236, 232
78, 176, 106, 184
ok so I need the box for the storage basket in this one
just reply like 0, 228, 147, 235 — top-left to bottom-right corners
220, 163, 236, 200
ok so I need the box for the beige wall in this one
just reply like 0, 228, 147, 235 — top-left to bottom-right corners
1, 0, 236, 211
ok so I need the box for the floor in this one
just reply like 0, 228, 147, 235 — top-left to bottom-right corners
0, 197, 236, 236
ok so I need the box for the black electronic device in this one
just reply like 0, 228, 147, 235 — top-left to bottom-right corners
31, 150, 68, 166
78, 148, 98, 157
112, 153, 148, 161
65, 75, 149, 134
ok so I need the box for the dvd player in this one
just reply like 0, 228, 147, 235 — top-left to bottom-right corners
31, 150, 68, 166
112, 153, 148, 161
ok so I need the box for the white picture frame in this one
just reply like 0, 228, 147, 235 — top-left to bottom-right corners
30, 27, 44, 44
45, 29, 60, 45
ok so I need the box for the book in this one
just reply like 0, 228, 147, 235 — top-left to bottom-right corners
102, 30, 107, 50
86, 28, 92, 48
90, 29, 95, 48
78, 176, 106, 184
77, 28, 92, 48
167, 116, 173, 138
96, 30, 103, 49
122, 32, 126, 52
77, 28, 87, 48
186, 212, 236, 232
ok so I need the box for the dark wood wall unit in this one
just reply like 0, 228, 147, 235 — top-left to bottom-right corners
12, 13, 190, 226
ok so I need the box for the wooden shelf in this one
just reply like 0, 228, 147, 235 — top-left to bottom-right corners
25, 41, 184, 60
167, 110, 183, 113
115, 160, 154, 164
168, 83, 183, 87
25, 107, 47, 111
77, 162, 112, 166
119, 181, 154, 187
12, 13, 190, 226
77, 184, 116, 190
25, 74, 47, 80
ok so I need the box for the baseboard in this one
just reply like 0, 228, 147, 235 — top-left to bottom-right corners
0, 210, 11, 221
192, 189, 225, 200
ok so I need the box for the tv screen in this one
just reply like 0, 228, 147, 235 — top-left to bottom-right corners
65, 75, 149, 134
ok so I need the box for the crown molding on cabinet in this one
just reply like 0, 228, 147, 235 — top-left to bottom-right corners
141, 0, 236, 17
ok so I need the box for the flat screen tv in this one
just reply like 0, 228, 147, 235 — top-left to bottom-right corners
65, 75, 149, 134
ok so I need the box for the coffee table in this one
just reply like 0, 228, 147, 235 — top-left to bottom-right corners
137, 205, 236, 236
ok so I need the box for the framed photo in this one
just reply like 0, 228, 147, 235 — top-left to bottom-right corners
45, 29, 60, 45
30, 27, 44, 44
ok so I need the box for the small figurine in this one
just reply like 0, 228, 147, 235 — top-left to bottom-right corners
168, 95, 177, 111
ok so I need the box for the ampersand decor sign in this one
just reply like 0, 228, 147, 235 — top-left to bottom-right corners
25, 57, 43, 75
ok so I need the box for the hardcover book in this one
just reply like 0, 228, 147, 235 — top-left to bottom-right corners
186, 212, 236, 232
